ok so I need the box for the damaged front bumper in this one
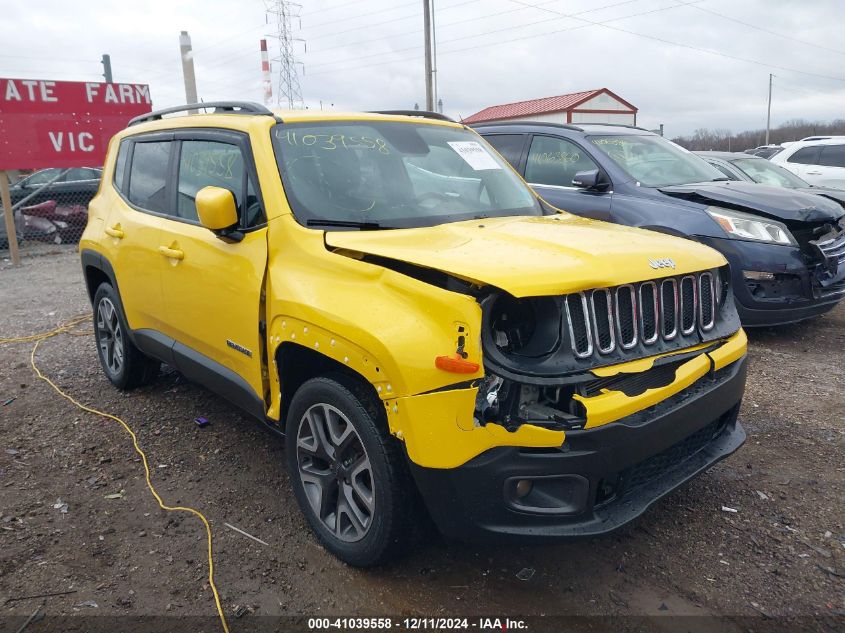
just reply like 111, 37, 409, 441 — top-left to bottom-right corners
386, 330, 748, 540
699, 235, 845, 326
409, 354, 747, 542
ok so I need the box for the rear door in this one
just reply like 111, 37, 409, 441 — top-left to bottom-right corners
103, 136, 169, 336
815, 144, 845, 189
523, 135, 612, 220
783, 145, 821, 182
156, 129, 269, 412
482, 133, 528, 172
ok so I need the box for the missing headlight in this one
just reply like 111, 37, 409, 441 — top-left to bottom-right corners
486, 294, 561, 358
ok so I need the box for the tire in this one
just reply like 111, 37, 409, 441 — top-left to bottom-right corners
286, 375, 414, 567
92, 283, 159, 390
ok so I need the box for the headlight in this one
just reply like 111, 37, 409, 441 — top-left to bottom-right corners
706, 206, 796, 245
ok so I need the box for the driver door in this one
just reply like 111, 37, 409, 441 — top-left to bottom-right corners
523, 135, 612, 221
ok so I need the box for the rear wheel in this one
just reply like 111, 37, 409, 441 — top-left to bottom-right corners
286, 375, 413, 566
93, 283, 159, 390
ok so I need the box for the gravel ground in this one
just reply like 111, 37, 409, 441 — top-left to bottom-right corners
0, 249, 843, 630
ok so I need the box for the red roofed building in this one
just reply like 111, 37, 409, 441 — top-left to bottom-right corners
463, 88, 637, 126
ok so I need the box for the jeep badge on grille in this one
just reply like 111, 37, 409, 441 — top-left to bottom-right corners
649, 258, 676, 269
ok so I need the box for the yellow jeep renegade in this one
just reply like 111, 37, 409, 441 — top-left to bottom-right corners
80, 102, 748, 566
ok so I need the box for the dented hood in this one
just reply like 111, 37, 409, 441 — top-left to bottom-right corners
659, 181, 844, 223
326, 215, 726, 298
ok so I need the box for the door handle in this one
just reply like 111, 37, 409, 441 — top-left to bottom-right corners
158, 245, 185, 260
105, 225, 124, 239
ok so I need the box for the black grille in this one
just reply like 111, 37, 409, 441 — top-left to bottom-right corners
582, 358, 682, 397
564, 271, 720, 360
621, 417, 728, 493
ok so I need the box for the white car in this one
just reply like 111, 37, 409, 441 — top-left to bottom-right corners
771, 137, 845, 189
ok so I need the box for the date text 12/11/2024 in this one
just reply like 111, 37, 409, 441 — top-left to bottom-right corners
307, 618, 528, 630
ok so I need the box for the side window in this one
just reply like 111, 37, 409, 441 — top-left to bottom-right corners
819, 145, 845, 168
113, 141, 129, 193
25, 169, 61, 186
525, 136, 600, 187
177, 140, 249, 223
711, 162, 738, 179
483, 134, 525, 170
787, 146, 820, 165
128, 141, 171, 214
65, 167, 98, 181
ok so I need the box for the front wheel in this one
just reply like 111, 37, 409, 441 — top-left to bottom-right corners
286, 375, 413, 566
92, 283, 159, 390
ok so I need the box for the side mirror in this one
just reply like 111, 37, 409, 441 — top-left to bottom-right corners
196, 186, 240, 238
572, 169, 600, 189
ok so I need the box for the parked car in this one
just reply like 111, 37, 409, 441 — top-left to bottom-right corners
475, 122, 845, 326
697, 151, 845, 209
743, 145, 783, 159
81, 102, 748, 566
770, 137, 845, 189
9, 167, 102, 207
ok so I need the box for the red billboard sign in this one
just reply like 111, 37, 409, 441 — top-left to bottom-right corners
0, 78, 153, 170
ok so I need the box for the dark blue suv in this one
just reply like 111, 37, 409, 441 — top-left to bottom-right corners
474, 122, 845, 326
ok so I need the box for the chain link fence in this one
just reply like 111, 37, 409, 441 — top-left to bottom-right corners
1, 167, 101, 259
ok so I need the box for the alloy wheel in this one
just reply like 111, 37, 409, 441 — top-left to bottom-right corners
296, 403, 375, 542
96, 297, 124, 375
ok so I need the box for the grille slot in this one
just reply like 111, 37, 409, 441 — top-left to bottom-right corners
615, 285, 637, 349
699, 272, 715, 331
680, 275, 697, 335
590, 289, 616, 354
563, 271, 719, 360
565, 293, 593, 358
639, 281, 659, 345
660, 279, 678, 340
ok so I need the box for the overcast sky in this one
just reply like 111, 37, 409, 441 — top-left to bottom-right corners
2, 0, 844, 138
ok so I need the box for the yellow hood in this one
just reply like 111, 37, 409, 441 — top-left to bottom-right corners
326, 215, 726, 298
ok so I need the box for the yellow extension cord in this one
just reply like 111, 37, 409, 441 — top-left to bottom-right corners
1, 316, 230, 633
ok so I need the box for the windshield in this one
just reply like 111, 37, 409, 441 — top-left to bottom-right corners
731, 158, 809, 189
271, 121, 541, 229
588, 134, 726, 187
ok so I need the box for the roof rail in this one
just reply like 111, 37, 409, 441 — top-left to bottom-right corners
468, 121, 584, 132
128, 101, 276, 127
370, 110, 455, 122
469, 121, 652, 133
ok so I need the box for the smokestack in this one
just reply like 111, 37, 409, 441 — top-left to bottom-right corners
260, 39, 272, 106
179, 31, 198, 113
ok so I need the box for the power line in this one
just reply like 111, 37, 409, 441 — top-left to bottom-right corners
300, 0, 362, 17
305, 0, 672, 73
307, 0, 560, 55
687, 4, 845, 58
507, 0, 845, 83
308, 0, 644, 68
302, 0, 418, 31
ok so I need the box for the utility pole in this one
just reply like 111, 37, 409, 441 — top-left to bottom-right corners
431, 0, 438, 109
423, 0, 433, 111
101, 54, 113, 83
765, 73, 773, 145
179, 31, 199, 112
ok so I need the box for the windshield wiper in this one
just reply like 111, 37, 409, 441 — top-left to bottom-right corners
710, 177, 731, 182
306, 219, 394, 230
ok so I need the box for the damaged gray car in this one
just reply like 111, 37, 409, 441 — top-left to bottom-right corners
475, 123, 845, 326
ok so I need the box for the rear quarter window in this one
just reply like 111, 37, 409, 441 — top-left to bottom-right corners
113, 141, 130, 193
